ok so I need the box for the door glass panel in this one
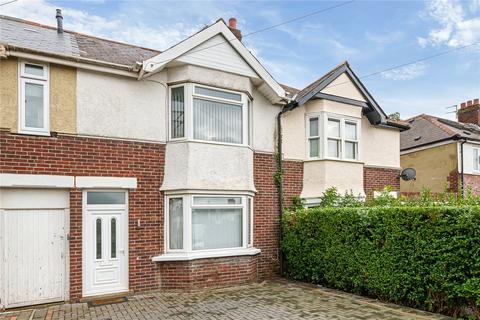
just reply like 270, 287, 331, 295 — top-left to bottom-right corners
96, 218, 102, 259
111, 218, 117, 258
25, 82, 44, 128
87, 192, 125, 205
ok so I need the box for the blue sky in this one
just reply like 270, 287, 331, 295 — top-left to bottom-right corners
2, 0, 479, 119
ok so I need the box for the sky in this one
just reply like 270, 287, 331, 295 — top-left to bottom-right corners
1, 0, 479, 119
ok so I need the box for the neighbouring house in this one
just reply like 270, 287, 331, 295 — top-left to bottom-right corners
0, 11, 403, 309
400, 99, 480, 195
281, 62, 408, 205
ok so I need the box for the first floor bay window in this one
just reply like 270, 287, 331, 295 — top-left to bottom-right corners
166, 194, 253, 254
169, 83, 249, 145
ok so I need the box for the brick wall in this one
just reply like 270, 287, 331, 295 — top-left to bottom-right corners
463, 174, 480, 195
0, 130, 165, 300
253, 153, 303, 278
363, 166, 400, 197
157, 256, 258, 290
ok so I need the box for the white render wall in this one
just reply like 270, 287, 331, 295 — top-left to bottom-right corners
252, 88, 280, 153
161, 141, 256, 192
361, 117, 400, 168
77, 70, 167, 142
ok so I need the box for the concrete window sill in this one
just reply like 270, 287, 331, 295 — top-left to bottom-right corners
152, 247, 261, 262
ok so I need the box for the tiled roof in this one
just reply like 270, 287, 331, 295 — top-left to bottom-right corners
400, 114, 480, 150
0, 15, 160, 67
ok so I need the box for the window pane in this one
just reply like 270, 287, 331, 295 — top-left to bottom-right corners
111, 218, 117, 258
345, 122, 357, 140
193, 197, 241, 205
475, 149, 479, 171
309, 117, 318, 137
327, 119, 340, 138
309, 138, 319, 157
25, 64, 44, 77
96, 218, 102, 259
345, 141, 357, 160
169, 198, 183, 250
193, 98, 243, 144
25, 82, 44, 128
87, 192, 125, 205
328, 139, 340, 158
192, 208, 242, 250
171, 87, 185, 139
195, 86, 242, 102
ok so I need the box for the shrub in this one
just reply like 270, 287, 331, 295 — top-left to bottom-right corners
282, 206, 480, 318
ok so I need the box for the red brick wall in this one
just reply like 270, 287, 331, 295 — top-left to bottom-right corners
0, 130, 165, 299
157, 256, 258, 290
252, 153, 303, 278
363, 166, 400, 197
464, 174, 480, 195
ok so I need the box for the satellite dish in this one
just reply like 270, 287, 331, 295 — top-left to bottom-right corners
400, 168, 416, 181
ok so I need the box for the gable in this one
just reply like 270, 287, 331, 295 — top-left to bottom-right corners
320, 72, 366, 102
176, 34, 257, 78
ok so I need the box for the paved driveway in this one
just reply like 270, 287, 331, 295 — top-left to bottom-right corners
1, 280, 450, 320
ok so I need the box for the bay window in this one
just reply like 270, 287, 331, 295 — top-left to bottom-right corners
307, 113, 359, 160
165, 194, 253, 254
19, 61, 49, 135
473, 148, 480, 172
169, 84, 249, 145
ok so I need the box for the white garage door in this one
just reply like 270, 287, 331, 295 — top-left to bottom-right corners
0, 189, 68, 309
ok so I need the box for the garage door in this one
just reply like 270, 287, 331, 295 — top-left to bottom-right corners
0, 189, 68, 309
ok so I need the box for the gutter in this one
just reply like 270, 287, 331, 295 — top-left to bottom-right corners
276, 98, 297, 276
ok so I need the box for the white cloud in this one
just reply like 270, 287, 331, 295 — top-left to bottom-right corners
366, 30, 405, 45
380, 62, 428, 80
417, 0, 480, 48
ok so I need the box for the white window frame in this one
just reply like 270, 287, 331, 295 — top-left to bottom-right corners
165, 194, 253, 254
168, 83, 250, 146
18, 60, 50, 135
306, 112, 360, 161
344, 120, 359, 160
473, 147, 480, 173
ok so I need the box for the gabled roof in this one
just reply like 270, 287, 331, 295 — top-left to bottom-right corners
400, 114, 480, 150
142, 19, 285, 102
0, 15, 160, 67
294, 61, 389, 126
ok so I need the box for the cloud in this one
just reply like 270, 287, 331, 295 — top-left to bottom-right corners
380, 62, 428, 80
366, 30, 405, 45
417, 0, 480, 48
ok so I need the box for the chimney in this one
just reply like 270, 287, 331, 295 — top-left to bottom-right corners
228, 17, 242, 41
56, 9, 63, 34
457, 98, 480, 125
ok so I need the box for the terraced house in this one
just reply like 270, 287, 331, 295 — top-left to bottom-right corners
0, 12, 406, 309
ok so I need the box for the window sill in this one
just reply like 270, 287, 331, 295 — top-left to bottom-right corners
152, 247, 261, 262
18, 130, 50, 137
305, 158, 364, 164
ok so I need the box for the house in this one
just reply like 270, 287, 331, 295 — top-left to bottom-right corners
400, 99, 480, 195
0, 11, 402, 309
281, 62, 408, 205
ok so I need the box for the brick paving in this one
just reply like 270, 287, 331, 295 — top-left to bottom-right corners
0, 280, 451, 320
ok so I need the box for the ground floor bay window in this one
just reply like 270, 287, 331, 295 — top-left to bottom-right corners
154, 194, 259, 261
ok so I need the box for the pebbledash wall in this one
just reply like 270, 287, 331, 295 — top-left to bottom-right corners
0, 130, 303, 298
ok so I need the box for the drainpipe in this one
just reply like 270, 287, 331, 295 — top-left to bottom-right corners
460, 138, 467, 197
276, 100, 297, 276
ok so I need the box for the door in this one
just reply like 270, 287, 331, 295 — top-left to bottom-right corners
0, 188, 68, 309
83, 191, 128, 297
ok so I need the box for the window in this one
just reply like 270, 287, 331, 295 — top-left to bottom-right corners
308, 117, 320, 157
307, 114, 359, 160
95, 218, 102, 260
19, 61, 49, 135
87, 191, 125, 205
170, 87, 185, 139
474, 148, 480, 172
166, 194, 253, 253
111, 218, 117, 259
169, 84, 250, 145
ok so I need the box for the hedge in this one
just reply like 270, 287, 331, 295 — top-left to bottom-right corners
282, 206, 480, 318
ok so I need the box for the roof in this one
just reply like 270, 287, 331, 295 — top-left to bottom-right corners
0, 15, 160, 67
292, 61, 392, 127
400, 114, 480, 150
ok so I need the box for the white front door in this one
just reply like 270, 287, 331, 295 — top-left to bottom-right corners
83, 191, 128, 297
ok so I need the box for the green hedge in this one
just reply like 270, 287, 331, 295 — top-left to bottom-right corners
282, 206, 480, 318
